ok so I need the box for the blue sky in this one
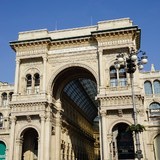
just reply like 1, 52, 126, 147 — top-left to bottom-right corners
0, 0, 159, 83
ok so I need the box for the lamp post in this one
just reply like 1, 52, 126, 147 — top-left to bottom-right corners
114, 48, 148, 160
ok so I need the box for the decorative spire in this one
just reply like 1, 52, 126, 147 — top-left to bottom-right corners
151, 64, 155, 72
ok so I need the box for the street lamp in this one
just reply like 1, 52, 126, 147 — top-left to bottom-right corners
114, 47, 148, 160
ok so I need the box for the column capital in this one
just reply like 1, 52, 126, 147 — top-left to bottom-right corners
10, 116, 17, 123
40, 114, 46, 121
43, 56, 48, 61
98, 48, 103, 54
99, 110, 106, 117
16, 58, 20, 64
16, 137, 23, 145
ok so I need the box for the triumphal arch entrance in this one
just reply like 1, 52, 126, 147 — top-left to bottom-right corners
9, 18, 141, 160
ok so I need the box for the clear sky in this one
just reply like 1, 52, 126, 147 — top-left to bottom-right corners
0, 0, 159, 83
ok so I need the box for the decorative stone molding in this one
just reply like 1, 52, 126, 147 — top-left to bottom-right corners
26, 115, 31, 123
98, 95, 143, 107
10, 102, 47, 113
99, 110, 106, 117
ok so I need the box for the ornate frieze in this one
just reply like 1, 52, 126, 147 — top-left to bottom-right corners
98, 39, 133, 47
16, 48, 48, 57
10, 102, 47, 113
48, 46, 97, 54
99, 95, 143, 108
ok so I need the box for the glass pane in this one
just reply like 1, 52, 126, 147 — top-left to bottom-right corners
149, 102, 160, 117
34, 73, 40, 86
26, 74, 32, 87
110, 67, 116, 74
154, 80, 160, 95
119, 78, 127, 86
144, 81, 153, 95
0, 141, 6, 160
110, 79, 118, 87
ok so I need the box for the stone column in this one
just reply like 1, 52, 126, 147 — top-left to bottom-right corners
98, 49, 103, 87
98, 48, 106, 95
43, 56, 47, 93
37, 137, 40, 160
15, 137, 23, 160
45, 112, 51, 160
55, 100, 62, 160
99, 110, 108, 160
9, 116, 16, 160
14, 59, 20, 95
40, 115, 45, 160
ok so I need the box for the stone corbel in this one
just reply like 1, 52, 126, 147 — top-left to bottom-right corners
99, 109, 106, 117
26, 115, 31, 123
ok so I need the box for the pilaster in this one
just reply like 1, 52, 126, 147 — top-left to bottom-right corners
43, 56, 47, 93
99, 110, 108, 160
40, 114, 45, 160
14, 58, 20, 95
98, 48, 106, 95
9, 116, 16, 160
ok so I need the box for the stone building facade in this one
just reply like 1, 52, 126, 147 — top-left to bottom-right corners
0, 18, 160, 160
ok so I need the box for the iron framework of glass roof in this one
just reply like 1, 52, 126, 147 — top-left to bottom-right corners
63, 78, 98, 121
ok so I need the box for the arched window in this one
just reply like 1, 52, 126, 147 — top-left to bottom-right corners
110, 66, 117, 87
1, 93, 7, 107
0, 113, 3, 128
9, 92, 13, 101
153, 80, 160, 95
119, 66, 127, 86
34, 73, 40, 94
144, 81, 152, 95
26, 74, 32, 94
110, 66, 127, 87
149, 102, 160, 117
0, 141, 6, 159
154, 134, 160, 159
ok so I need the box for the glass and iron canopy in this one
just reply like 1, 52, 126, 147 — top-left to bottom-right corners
63, 78, 98, 121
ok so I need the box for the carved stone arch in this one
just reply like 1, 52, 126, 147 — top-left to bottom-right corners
148, 100, 160, 106
23, 67, 41, 78
0, 139, 8, 149
144, 79, 152, 84
109, 119, 132, 134
148, 131, 160, 144
108, 56, 118, 68
17, 124, 40, 139
47, 62, 98, 98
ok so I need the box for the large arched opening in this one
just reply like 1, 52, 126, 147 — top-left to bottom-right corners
21, 128, 39, 160
112, 122, 135, 160
52, 66, 98, 160
0, 141, 6, 160
153, 134, 160, 160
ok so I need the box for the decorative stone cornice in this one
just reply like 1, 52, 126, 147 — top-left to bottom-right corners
10, 37, 51, 51
91, 26, 140, 38
50, 36, 95, 47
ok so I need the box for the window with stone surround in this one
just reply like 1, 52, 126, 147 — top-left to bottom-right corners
1, 92, 7, 107
110, 66, 127, 87
144, 80, 160, 96
153, 80, 160, 95
149, 102, 160, 117
34, 73, 40, 94
26, 73, 40, 94
0, 113, 3, 128
144, 81, 152, 95
26, 74, 32, 94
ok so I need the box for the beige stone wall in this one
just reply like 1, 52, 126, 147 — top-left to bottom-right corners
0, 18, 159, 160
